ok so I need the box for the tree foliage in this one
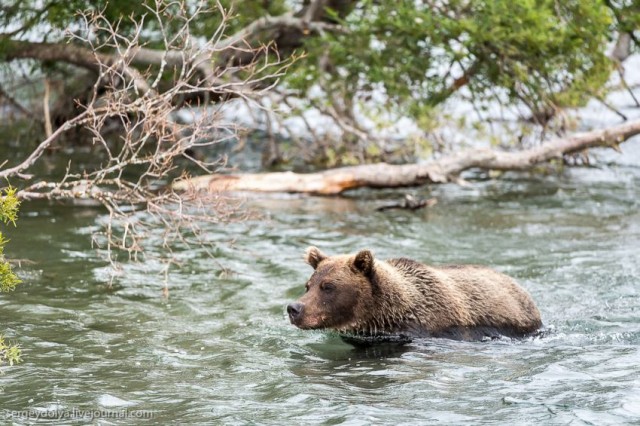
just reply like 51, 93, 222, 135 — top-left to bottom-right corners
2, 1, 633, 111
289, 0, 615, 125
0, 186, 20, 292
0, 186, 21, 368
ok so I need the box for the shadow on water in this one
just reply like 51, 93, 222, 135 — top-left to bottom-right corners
305, 335, 415, 361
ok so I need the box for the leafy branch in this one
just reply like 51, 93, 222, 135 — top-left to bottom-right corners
0, 186, 21, 368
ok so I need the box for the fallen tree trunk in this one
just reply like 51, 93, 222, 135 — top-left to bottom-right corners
173, 119, 640, 195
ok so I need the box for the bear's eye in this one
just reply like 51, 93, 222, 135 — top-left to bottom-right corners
320, 282, 336, 292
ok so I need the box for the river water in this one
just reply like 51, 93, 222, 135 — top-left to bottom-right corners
1, 139, 639, 424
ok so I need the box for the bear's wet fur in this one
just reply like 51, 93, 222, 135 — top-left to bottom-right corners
287, 247, 542, 342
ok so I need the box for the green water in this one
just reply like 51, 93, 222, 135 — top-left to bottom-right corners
1, 142, 639, 425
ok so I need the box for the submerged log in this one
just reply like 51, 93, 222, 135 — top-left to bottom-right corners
376, 195, 438, 211
173, 119, 640, 195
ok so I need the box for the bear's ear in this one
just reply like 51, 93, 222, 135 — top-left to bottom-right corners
353, 249, 374, 276
304, 246, 327, 269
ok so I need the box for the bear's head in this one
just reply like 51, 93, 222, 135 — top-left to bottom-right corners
287, 246, 376, 332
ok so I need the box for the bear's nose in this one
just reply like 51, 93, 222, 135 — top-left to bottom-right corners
287, 302, 304, 322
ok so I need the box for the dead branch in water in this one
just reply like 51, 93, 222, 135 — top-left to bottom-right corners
173, 118, 640, 195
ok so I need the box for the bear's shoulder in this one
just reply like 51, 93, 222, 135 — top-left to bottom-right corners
386, 257, 426, 271
384, 257, 437, 285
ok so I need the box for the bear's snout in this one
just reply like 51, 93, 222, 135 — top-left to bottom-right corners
287, 302, 304, 324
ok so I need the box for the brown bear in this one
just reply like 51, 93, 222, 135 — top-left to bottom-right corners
287, 247, 542, 342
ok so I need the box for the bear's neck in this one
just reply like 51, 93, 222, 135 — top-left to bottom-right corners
350, 260, 425, 335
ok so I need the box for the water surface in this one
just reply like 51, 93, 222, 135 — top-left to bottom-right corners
1, 141, 639, 424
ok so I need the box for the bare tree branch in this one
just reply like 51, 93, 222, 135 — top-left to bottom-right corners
0, 110, 89, 180
0, 1, 287, 286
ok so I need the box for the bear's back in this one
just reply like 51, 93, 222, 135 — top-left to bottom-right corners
386, 257, 542, 338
